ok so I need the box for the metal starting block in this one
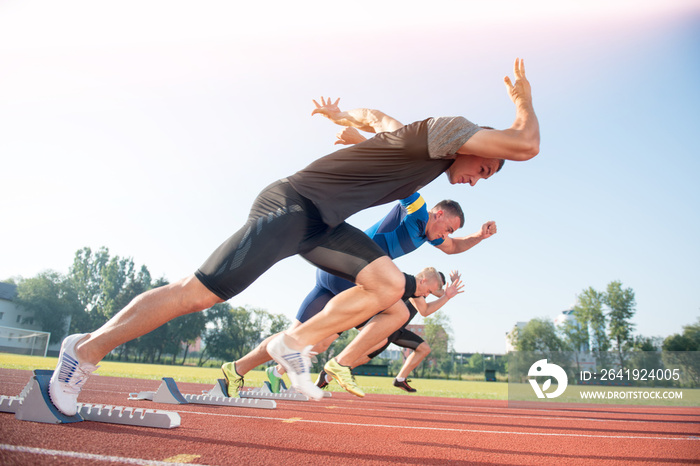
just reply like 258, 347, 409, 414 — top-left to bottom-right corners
129, 377, 276, 410
238, 380, 330, 401
0, 370, 180, 429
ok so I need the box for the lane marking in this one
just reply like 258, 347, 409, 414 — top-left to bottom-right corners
162, 454, 202, 463
0, 444, 209, 466
282, 417, 302, 423
290, 404, 699, 426
181, 410, 700, 441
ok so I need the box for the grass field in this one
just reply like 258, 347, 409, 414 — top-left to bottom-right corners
4, 353, 697, 406
0, 353, 508, 399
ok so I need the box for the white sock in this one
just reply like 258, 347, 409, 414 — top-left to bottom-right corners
273, 367, 282, 378
325, 374, 331, 383
396, 377, 406, 382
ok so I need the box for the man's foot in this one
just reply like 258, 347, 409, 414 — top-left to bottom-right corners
266, 366, 282, 393
48, 334, 99, 416
324, 358, 365, 398
267, 334, 323, 401
221, 362, 245, 397
315, 369, 330, 389
393, 378, 417, 393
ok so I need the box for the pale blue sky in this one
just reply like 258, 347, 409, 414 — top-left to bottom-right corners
1, 1, 698, 354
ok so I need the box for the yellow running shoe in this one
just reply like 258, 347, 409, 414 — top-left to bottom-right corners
324, 358, 365, 398
221, 362, 244, 397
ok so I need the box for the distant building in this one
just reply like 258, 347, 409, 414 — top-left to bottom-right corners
505, 321, 528, 353
0, 282, 54, 355
554, 308, 589, 352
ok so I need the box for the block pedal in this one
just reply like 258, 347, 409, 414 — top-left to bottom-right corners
239, 384, 310, 402
130, 377, 276, 409
2, 370, 180, 428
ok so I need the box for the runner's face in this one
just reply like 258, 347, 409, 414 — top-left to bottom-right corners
415, 277, 442, 298
426, 211, 461, 241
447, 155, 500, 186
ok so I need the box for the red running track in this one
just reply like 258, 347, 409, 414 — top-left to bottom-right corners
1, 368, 699, 465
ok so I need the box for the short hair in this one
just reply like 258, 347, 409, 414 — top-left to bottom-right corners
438, 271, 446, 287
432, 200, 465, 228
416, 267, 442, 288
496, 158, 505, 172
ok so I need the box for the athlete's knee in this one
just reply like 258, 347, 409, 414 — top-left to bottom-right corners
416, 342, 431, 356
356, 257, 404, 306
176, 275, 223, 315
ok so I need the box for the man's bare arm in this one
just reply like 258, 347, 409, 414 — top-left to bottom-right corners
457, 58, 540, 161
437, 221, 497, 255
312, 97, 404, 134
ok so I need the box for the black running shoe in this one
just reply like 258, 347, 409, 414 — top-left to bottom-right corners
393, 378, 417, 393
315, 369, 330, 389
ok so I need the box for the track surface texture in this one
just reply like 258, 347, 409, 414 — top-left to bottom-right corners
1, 368, 699, 465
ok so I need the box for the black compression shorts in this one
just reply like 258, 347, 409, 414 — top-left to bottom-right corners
367, 327, 424, 359
195, 179, 386, 300
365, 300, 423, 359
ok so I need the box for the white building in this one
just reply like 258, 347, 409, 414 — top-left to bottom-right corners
0, 282, 51, 355
505, 321, 528, 353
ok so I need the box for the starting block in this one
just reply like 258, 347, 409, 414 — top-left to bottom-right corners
129, 377, 276, 410
0, 370, 180, 429
239, 380, 331, 401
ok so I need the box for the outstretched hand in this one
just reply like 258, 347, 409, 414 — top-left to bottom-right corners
312, 96, 342, 118
445, 276, 465, 299
504, 58, 532, 106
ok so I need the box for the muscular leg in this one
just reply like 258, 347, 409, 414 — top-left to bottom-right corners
333, 299, 408, 366
397, 342, 431, 379
75, 275, 222, 365
285, 256, 404, 348
349, 338, 388, 368
235, 332, 280, 375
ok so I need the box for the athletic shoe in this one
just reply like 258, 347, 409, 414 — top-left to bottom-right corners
267, 334, 323, 401
393, 378, 417, 393
315, 369, 330, 389
266, 366, 282, 393
221, 362, 245, 397
48, 333, 99, 416
324, 358, 365, 398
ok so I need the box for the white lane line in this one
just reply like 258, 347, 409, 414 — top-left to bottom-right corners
180, 410, 700, 441
0, 444, 208, 466
288, 404, 698, 426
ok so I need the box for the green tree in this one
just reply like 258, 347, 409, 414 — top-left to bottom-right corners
202, 304, 289, 365
603, 281, 636, 369
68, 246, 154, 332
172, 312, 207, 364
14, 271, 81, 344
662, 318, 700, 387
420, 311, 452, 377
512, 317, 567, 355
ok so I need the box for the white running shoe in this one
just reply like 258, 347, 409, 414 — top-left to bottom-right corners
48, 334, 99, 416
267, 334, 323, 401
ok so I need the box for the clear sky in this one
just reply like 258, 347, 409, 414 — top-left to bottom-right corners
1, 1, 698, 354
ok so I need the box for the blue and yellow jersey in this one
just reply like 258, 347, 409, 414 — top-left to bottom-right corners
304, 192, 443, 322
364, 192, 444, 259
